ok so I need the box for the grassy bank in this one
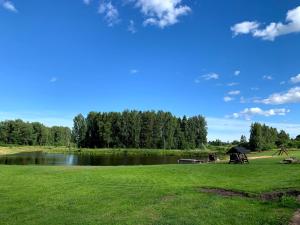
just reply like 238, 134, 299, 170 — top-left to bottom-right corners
0, 156, 300, 225
0, 145, 225, 158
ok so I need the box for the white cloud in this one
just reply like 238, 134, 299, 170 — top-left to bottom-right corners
263, 75, 273, 80
231, 21, 260, 35
234, 70, 241, 76
134, 0, 191, 28
98, 1, 120, 27
231, 6, 300, 41
128, 20, 137, 33
130, 69, 139, 74
228, 90, 240, 95
290, 74, 300, 84
229, 107, 290, 120
2, 1, 17, 12
261, 87, 300, 105
50, 77, 57, 83
224, 96, 234, 102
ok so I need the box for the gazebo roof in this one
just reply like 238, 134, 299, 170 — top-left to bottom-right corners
226, 146, 250, 154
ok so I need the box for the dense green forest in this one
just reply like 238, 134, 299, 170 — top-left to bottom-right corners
72, 110, 207, 149
248, 122, 293, 150
0, 120, 71, 146
2, 113, 300, 151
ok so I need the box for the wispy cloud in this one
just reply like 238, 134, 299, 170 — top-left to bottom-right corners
228, 90, 240, 95
202, 73, 219, 80
229, 107, 290, 120
130, 69, 139, 74
263, 75, 273, 80
98, 1, 120, 27
251, 87, 259, 91
128, 20, 137, 34
260, 87, 300, 105
224, 96, 234, 102
195, 73, 219, 83
50, 77, 58, 83
240, 96, 261, 104
83, 0, 92, 5
231, 6, 300, 41
227, 82, 239, 87
234, 70, 241, 76
1, 0, 17, 12
280, 81, 286, 85
88, 0, 192, 29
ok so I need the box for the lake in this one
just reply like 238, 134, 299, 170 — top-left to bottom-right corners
0, 151, 210, 166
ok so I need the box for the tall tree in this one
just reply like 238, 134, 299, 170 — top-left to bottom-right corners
249, 123, 263, 151
72, 114, 87, 148
276, 130, 290, 147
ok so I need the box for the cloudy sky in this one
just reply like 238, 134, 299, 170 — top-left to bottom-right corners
1, 0, 300, 141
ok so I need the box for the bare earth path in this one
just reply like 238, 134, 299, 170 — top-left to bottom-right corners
290, 210, 300, 225
248, 156, 273, 160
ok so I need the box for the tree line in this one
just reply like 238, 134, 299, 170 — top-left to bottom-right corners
248, 122, 291, 151
0, 119, 71, 146
72, 110, 207, 149
209, 122, 300, 151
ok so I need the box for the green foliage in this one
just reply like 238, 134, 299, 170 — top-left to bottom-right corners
209, 139, 227, 146
249, 123, 263, 151
279, 195, 299, 209
0, 120, 71, 146
276, 130, 290, 147
72, 114, 87, 148
249, 123, 290, 151
74, 110, 207, 150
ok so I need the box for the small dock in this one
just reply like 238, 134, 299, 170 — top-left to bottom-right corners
178, 159, 204, 164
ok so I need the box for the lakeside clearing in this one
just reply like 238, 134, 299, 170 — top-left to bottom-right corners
0, 152, 300, 225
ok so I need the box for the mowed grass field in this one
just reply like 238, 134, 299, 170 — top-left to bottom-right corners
0, 151, 300, 225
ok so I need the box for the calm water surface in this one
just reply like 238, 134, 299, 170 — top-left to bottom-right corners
0, 151, 208, 166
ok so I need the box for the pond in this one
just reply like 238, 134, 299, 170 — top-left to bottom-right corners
0, 152, 210, 166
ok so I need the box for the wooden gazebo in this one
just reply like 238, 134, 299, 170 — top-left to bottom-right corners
227, 146, 250, 164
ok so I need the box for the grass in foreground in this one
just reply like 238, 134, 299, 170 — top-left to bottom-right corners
0, 156, 300, 225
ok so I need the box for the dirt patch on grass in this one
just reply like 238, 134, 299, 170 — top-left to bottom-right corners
199, 187, 300, 201
260, 190, 300, 201
290, 210, 300, 225
200, 188, 252, 198
161, 195, 176, 202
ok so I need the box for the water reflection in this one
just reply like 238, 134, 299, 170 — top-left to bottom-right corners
0, 152, 208, 166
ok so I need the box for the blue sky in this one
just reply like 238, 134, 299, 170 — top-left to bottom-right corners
1, 0, 300, 141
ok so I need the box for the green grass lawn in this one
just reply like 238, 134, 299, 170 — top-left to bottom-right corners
0, 155, 300, 225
